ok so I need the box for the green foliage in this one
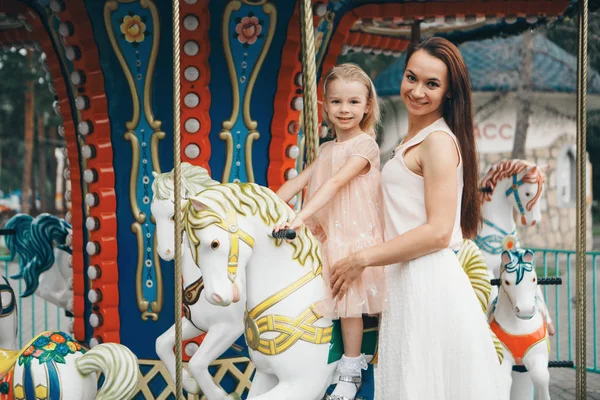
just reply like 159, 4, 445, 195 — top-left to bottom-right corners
545, 10, 600, 216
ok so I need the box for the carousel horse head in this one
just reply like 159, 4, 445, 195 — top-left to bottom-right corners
6, 213, 71, 297
480, 159, 547, 227
184, 182, 320, 307
499, 248, 538, 320
151, 162, 219, 261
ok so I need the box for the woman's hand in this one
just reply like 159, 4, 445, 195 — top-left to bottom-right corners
330, 252, 367, 299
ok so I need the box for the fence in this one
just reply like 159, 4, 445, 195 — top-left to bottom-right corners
532, 248, 600, 374
1, 254, 71, 349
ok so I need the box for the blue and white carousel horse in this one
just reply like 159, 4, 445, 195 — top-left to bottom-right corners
4, 214, 73, 313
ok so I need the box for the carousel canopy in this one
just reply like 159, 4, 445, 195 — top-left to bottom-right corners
374, 33, 600, 97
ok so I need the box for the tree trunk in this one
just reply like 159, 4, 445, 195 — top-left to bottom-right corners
37, 113, 47, 213
511, 31, 534, 160
21, 71, 34, 214
48, 125, 58, 215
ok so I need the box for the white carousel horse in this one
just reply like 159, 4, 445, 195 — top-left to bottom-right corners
0, 276, 18, 350
0, 330, 139, 400
184, 182, 337, 400
4, 214, 73, 313
152, 163, 247, 399
489, 249, 550, 400
477, 160, 554, 334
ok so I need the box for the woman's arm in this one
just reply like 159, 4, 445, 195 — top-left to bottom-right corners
359, 131, 460, 266
275, 162, 315, 203
287, 156, 370, 229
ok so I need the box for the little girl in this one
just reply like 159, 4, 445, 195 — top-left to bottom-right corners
275, 63, 386, 400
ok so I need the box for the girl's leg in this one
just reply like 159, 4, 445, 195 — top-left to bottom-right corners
330, 317, 367, 400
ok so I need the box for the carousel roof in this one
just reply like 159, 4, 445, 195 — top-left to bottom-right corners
374, 33, 600, 97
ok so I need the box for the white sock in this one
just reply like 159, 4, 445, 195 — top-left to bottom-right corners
331, 354, 367, 399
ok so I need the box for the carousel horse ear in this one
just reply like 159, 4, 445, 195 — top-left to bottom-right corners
189, 196, 209, 212
539, 164, 550, 173
521, 249, 535, 264
152, 171, 159, 178
501, 250, 512, 267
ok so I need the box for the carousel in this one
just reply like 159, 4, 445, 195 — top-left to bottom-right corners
0, 0, 592, 399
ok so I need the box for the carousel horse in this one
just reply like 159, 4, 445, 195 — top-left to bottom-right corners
184, 182, 337, 400
4, 214, 73, 312
489, 249, 551, 400
476, 159, 554, 335
152, 163, 247, 399
0, 331, 139, 400
0, 277, 18, 350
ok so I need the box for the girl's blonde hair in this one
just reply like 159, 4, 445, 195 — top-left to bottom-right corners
322, 63, 381, 138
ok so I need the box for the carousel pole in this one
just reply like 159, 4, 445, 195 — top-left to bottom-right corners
172, 0, 184, 397
299, 0, 319, 166
575, 0, 588, 397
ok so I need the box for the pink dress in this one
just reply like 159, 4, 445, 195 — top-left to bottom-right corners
305, 133, 386, 318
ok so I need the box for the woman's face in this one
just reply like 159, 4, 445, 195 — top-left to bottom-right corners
400, 49, 449, 117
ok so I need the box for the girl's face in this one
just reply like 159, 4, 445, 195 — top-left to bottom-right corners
400, 49, 449, 117
324, 79, 370, 137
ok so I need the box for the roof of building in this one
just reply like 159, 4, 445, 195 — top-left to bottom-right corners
374, 33, 600, 97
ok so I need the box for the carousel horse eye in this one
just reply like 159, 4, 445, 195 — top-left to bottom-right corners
533, 277, 536, 282
504, 280, 510, 286
169, 214, 175, 221
525, 192, 531, 197
211, 239, 220, 250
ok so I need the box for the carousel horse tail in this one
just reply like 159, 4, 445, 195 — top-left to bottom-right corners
75, 343, 140, 400
457, 239, 504, 364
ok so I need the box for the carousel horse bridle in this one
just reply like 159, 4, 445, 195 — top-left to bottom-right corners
0, 277, 15, 318
476, 173, 528, 254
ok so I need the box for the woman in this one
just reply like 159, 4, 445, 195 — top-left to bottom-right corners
329, 37, 500, 399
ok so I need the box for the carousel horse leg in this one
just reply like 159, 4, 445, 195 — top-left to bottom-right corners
523, 353, 550, 400
247, 370, 278, 398
187, 322, 245, 400
155, 317, 202, 394
510, 371, 533, 400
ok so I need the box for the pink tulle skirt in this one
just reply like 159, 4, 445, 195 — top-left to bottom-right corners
316, 238, 387, 319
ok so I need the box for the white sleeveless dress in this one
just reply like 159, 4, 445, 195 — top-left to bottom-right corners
374, 118, 500, 400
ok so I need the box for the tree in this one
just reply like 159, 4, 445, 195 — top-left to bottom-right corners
545, 9, 600, 221
0, 47, 63, 212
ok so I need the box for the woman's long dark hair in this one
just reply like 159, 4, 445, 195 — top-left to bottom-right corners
405, 37, 481, 239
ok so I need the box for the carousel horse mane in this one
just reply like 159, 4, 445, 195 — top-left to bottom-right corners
152, 162, 219, 201
479, 159, 545, 210
185, 182, 321, 271
4, 214, 35, 277
501, 248, 535, 284
9, 214, 71, 297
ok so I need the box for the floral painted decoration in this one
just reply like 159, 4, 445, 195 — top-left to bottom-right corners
119, 12, 152, 45
234, 12, 264, 47
19, 331, 84, 366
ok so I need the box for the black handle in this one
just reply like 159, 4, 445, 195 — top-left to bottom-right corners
491, 277, 562, 286
272, 229, 296, 240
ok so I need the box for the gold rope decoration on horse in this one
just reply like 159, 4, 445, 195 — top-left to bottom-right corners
575, 0, 588, 396
300, 0, 319, 165
172, 0, 184, 396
